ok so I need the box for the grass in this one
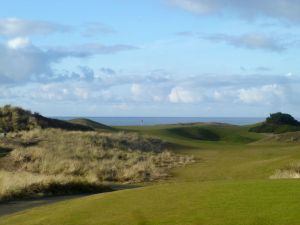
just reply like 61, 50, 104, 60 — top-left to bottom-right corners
68, 118, 115, 131
2, 123, 300, 224
2, 180, 300, 225
0, 171, 112, 201
0, 129, 192, 201
271, 162, 300, 179
0, 105, 94, 132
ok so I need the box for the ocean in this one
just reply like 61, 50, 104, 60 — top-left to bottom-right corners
57, 117, 265, 126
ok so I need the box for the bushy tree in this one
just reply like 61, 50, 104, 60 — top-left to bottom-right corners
266, 112, 300, 126
250, 112, 300, 134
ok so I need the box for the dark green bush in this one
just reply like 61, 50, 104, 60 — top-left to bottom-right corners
250, 112, 300, 133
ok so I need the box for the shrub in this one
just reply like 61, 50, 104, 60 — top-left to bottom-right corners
250, 112, 300, 133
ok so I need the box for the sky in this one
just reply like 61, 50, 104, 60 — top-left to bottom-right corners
0, 0, 300, 117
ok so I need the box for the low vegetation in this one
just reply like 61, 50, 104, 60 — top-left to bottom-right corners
0, 105, 96, 132
255, 131, 300, 143
0, 128, 193, 201
0, 106, 194, 201
271, 162, 300, 179
69, 118, 115, 131
0, 171, 112, 201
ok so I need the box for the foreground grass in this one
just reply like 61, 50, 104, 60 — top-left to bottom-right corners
2, 123, 300, 225
2, 180, 300, 225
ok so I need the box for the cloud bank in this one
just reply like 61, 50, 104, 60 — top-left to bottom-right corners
168, 0, 300, 22
0, 38, 137, 83
0, 18, 69, 37
178, 31, 292, 52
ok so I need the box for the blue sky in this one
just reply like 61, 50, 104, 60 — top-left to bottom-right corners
0, 0, 300, 117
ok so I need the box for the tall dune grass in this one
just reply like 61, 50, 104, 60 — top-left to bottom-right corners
0, 171, 111, 201
270, 162, 300, 179
0, 129, 193, 200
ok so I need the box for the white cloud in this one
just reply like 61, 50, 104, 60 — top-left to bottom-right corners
74, 87, 89, 100
7, 37, 30, 49
213, 90, 222, 100
0, 40, 137, 83
238, 84, 285, 104
238, 88, 264, 104
168, 86, 200, 103
0, 67, 297, 115
169, 0, 218, 14
0, 18, 69, 37
0, 42, 52, 82
131, 83, 143, 97
224, 33, 285, 52
49, 43, 138, 57
153, 95, 164, 102
168, 0, 300, 22
113, 103, 129, 110
181, 32, 287, 52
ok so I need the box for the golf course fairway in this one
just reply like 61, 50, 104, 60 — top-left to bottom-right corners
1, 123, 300, 225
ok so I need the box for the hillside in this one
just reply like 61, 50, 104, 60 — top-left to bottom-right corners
0, 129, 192, 201
0, 105, 93, 132
254, 131, 300, 144
249, 112, 300, 134
121, 123, 262, 146
0, 106, 196, 201
69, 118, 114, 131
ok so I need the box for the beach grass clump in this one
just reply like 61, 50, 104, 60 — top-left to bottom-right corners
0, 170, 111, 201
270, 162, 300, 179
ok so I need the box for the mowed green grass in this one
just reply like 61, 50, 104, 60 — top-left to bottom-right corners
2, 123, 300, 225
2, 180, 300, 225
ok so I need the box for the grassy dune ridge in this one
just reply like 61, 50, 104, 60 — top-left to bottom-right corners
0, 105, 94, 132
0, 129, 193, 201
69, 118, 115, 131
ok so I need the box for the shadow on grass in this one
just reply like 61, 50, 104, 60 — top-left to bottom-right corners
0, 146, 13, 158
0, 182, 114, 203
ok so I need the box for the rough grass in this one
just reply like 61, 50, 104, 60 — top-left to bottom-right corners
0, 171, 111, 201
69, 118, 114, 131
271, 162, 300, 179
0, 129, 193, 201
0, 105, 93, 132
256, 131, 300, 144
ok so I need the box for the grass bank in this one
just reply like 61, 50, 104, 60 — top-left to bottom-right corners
0, 129, 193, 201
